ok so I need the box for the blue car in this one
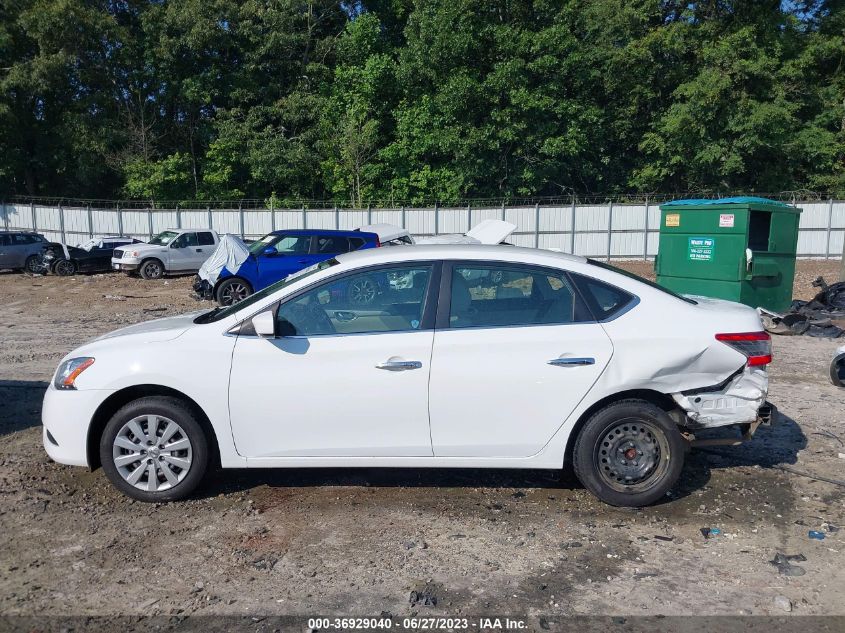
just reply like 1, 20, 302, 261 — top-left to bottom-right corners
196, 229, 382, 305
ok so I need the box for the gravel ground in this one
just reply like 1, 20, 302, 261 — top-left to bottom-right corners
0, 261, 843, 619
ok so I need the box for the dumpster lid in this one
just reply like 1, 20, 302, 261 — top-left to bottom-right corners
665, 196, 793, 207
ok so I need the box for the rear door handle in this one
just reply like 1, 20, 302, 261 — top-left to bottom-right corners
376, 360, 422, 371
548, 357, 595, 367
196, 248, 203, 252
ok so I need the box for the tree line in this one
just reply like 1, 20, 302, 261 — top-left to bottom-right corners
1, 0, 843, 205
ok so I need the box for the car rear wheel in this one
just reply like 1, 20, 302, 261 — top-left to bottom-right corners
24, 255, 42, 274
139, 259, 164, 280
572, 400, 684, 507
99, 396, 209, 502
216, 277, 253, 306
54, 259, 77, 276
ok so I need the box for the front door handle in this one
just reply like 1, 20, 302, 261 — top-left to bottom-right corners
376, 360, 422, 371
196, 248, 203, 252
548, 357, 595, 367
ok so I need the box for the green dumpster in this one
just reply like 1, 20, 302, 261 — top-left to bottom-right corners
654, 197, 801, 312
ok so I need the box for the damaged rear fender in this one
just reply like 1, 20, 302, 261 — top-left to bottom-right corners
671, 366, 768, 428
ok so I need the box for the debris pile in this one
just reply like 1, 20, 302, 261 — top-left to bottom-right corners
762, 276, 845, 338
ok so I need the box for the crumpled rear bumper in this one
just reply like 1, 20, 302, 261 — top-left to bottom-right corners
672, 366, 768, 429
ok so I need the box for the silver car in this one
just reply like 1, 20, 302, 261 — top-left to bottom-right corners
0, 231, 49, 273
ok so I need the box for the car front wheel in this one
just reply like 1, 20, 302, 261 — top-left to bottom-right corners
139, 259, 164, 280
572, 399, 684, 507
216, 277, 253, 306
99, 396, 209, 502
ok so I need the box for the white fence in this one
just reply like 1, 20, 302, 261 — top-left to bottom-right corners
2, 200, 843, 259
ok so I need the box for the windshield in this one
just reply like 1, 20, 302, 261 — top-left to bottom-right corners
248, 233, 279, 255
196, 258, 340, 324
149, 231, 179, 246
587, 259, 697, 305
77, 238, 98, 251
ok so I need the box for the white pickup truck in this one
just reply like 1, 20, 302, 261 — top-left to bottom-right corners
111, 229, 219, 279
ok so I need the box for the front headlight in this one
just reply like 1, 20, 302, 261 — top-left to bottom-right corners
54, 357, 95, 390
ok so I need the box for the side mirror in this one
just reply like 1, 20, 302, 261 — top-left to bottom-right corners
831, 346, 845, 388
262, 246, 276, 255
251, 310, 276, 338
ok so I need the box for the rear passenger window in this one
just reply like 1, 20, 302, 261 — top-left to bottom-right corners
198, 232, 215, 246
316, 236, 350, 253
570, 274, 635, 320
449, 264, 578, 328
349, 237, 366, 251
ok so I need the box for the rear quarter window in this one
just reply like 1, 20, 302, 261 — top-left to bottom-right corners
570, 273, 636, 321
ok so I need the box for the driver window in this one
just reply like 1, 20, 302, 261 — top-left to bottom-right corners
276, 265, 433, 336
272, 235, 311, 254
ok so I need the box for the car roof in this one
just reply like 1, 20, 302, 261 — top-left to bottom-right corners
335, 243, 587, 267
268, 229, 378, 239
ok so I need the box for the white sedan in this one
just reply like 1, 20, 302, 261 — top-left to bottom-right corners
42, 245, 774, 507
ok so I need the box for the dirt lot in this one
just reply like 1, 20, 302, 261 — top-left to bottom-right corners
0, 260, 843, 620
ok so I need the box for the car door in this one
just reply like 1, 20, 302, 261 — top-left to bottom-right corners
228, 262, 439, 458
8, 233, 34, 267
428, 261, 614, 458
83, 240, 108, 272
255, 234, 315, 289
194, 232, 216, 267
0, 234, 12, 268
167, 232, 200, 271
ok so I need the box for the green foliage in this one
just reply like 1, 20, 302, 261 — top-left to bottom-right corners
1, 0, 843, 201
123, 153, 193, 200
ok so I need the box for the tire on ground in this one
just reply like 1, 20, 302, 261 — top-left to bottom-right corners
572, 399, 685, 507
216, 277, 253, 306
54, 259, 77, 276
99, 396, 209, 502
139, 258, 164, 280
24, 255, 41, 274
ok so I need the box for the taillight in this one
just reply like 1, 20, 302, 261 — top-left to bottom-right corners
715, 332, 772, 367
375, 237, 381, 247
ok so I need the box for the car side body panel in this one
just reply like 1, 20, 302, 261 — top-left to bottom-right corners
44, 244, 768, 474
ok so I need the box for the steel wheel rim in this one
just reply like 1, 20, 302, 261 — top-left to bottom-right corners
112, 415, 193, 492
220, 282, 249, 305
349, 278, 376, 305
144, 262, 161, 278
594, 418, 671, 493
56, 260, 74, 275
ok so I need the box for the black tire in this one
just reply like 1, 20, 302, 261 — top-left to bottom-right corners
99, 396, 209, 502
572, 399, 684, 507
216, 277, 253, 306
139, 258, 164, 280
24, 255, 42, 274
54, 259, 77, 276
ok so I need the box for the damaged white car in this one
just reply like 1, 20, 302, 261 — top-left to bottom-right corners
43, 245, 774, 507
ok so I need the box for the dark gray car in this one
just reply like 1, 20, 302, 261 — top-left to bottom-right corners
0, 231, 50, 273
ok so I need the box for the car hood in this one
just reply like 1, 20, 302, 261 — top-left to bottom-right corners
93, 311, 207, 343
120, 243, 167, 255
